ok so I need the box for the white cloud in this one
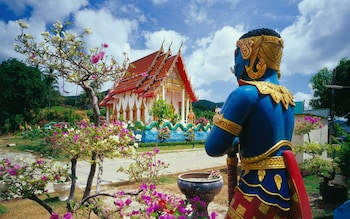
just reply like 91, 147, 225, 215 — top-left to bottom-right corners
184, 2, 212, 25
186, 25, 245, 89
2, 0, 88, 22
195, 88, 214, 101
281, 0, 350, 76
30, 0, 88, 22
0, 20, 24, 60
294, 92, 312, 109
73, 8, 138, 62
143, 29, 188, 53
0, 18, 50, 61
151, 0, 169, 4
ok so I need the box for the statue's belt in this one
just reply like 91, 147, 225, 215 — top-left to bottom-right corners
239, 140, 292, 171
241, 156, 285, 170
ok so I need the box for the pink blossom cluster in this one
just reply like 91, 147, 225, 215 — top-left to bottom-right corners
0, 157, 55, 200
49, 212, 72, 219
90, 43, 108, 64
294, 116, 324, 137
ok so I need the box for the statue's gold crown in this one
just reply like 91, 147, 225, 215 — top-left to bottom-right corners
236, 35, 284, 79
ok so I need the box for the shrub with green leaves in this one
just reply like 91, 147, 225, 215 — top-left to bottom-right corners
117, 148, 169, 184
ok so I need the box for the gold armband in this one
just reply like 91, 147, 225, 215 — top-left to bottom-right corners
213, 114, 242, 136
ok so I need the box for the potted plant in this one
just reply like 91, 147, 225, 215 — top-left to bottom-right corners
177, 170, 223, 218
293, 116, 349, 204
51, 162, 71, 201
318, 133, 349, 204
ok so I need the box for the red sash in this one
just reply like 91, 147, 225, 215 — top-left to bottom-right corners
283, 150, 312, 219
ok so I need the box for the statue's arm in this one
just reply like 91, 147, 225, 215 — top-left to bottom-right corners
205, 87, 257, 157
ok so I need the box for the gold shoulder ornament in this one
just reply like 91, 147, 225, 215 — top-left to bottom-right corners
241, 80, 295, 110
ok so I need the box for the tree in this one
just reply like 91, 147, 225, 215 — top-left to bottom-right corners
42, 68, 62, 108
309, 68, 333, 110
149, 99, 173, 124
14, 20, 129, 205
0, 59, 48, 133
310, 58, 350, 123
333, 58, 350, 118
14, 20, 129, 126
149, 99, 173, 146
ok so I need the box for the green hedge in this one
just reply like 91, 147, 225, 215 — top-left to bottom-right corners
137, 140, 204, 148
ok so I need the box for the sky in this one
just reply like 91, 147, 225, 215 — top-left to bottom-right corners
1, 0, 350, 107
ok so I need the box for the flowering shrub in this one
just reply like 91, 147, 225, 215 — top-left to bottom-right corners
48, 120, 137, 159
15, 20, 129, 91
0, 157, 56, 200
49, 183, 218, 219
294, 116, 324, 142
117, 148, 169, 184
0, 150, 219, 218
121, 183, 192, 218
49, 212, 72, 219
292, 116, 338, 178
50, 162, 71, 183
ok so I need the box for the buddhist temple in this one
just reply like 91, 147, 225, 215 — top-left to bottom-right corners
99, 44, 198, 124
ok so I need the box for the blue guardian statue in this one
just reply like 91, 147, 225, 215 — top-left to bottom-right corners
205, 28, 312, 219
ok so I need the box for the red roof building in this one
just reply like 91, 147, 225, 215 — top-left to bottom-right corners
99, 45, 198, 124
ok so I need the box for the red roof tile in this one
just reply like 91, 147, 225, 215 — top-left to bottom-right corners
99, 46, 197, 107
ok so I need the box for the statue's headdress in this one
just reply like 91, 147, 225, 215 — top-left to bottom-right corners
236, 28, 284, 79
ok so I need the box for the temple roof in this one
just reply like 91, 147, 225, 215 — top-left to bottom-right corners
99, 46, 198, 106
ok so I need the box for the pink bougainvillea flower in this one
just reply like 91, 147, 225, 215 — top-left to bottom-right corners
7, 167, 16, 176
37, 159, 44, 165
211, 211, 218, 219
125, 198, 132, 205
98, 51, 105, 60
150, 184, 156, 190
73, 134, 79, 142
49, 213, 60, 219
103, 43, 108, 48
91, 54, 100, 64
62, 212, 72, 219
141, 72, 148, 77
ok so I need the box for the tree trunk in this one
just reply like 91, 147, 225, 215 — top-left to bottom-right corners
81, 84, 99, 199
96, 154, 104, 194
83, 85, 100, 126
83, 151, 97, 199
67, 157, 77, 211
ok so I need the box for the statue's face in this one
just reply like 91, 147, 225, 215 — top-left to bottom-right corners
233, 47, 245, 80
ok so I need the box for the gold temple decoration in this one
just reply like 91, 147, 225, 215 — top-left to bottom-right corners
236, 35, 284, 79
